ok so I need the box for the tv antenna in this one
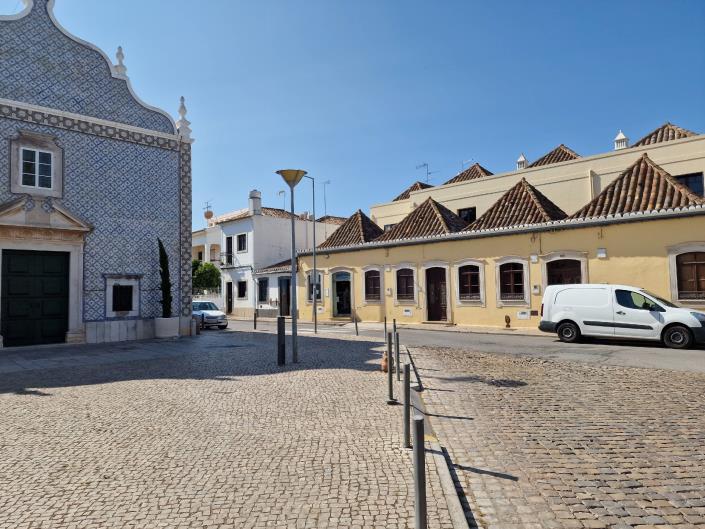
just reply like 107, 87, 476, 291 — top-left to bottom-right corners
415, 162, 438, 183
461, 158, 475, 171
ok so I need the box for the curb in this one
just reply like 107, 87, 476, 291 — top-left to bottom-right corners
405, 347, 473, 529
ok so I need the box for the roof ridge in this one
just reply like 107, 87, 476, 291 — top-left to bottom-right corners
519, 178, 552, 222
426, 198, 451, 234
632, 122, 697, 147
641, 154, 705, 204
569, 152, 705, 219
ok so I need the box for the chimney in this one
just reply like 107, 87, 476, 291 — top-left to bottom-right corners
613, 130, 628, 150
516, 153, 528, 170
248, 189, 262, 215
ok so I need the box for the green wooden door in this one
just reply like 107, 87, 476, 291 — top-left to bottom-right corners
1, 250, 70, 347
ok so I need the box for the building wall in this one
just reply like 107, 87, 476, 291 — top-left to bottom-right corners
370, 136, 705, 228
0, 0, 191, 345
297, 215, 705, 329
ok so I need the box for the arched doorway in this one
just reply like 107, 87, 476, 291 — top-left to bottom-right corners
332, 271, 352, 317
546, 259, 582, 285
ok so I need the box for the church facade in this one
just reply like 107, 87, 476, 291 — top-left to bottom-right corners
0, 0, 193, 346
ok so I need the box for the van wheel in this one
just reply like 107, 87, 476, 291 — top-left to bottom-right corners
557, 322, 580, 343
663, 325, 692, 349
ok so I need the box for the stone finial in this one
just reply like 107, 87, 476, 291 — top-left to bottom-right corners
176, 96, 192, 140
115, 46, 128, 77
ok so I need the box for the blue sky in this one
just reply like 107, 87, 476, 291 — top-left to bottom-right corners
4, 0, 705, 228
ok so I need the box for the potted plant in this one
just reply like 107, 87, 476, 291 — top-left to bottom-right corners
154, 238, 180, 338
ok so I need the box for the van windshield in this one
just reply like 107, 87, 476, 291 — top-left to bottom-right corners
641, 290, 679, 308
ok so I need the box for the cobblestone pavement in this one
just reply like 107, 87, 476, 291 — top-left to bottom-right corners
412, 347, 705, 529
0, 332, 455, 529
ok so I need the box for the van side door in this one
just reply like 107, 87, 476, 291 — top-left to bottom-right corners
554, 286, 614, 337
613, 289, 664, 340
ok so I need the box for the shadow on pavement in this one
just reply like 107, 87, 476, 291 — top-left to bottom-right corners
0, 331, 384, 396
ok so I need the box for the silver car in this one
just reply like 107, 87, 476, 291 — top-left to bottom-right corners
192, 301, 228, 330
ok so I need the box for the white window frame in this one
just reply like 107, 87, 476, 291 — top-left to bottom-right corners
104, 275, 141, 319
495, 256, 530, 307
393, 263, 417, 305
668, 242, 705, 305
19, 147, 54, 190
453, 259, 486, 307
10, 131, 64, 198
236, 232, 248, 253
362, 265, 384, 305
540, 251, 588, 290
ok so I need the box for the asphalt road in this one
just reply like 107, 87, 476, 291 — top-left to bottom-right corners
226, 319, 705, 374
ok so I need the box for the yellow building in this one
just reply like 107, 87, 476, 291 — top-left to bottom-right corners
296, 124, 705, 330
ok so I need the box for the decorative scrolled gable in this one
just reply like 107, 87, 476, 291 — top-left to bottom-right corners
0, 0, 176, 134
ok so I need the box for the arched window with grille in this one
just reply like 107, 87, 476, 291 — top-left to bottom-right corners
364, 269, 381, 301
396, 268, 415, 301
676, 252, 705, 300
458, 264, 481, 301
499, 262, 525, 302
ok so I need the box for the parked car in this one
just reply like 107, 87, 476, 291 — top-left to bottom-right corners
539, 284, 705, 349
192, 301, 228, 330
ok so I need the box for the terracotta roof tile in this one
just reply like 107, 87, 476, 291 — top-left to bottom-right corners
465, 178, 567, 231
318, 210, 383, 249
375, 198, 468, 242
570, 153, 705, 219
316, 215, 348, 225
255, 258, 292, 274
631, 122, 697, 147
393, 181, 434, 201
213, 206, 299, 224
528, 144, 580, 168
443, 163, 493, 185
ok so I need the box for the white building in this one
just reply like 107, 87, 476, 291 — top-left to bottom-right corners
192, 190, 345, 317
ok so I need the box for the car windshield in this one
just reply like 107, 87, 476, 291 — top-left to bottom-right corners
641, 290, 679, 308
193, 302, 218, 311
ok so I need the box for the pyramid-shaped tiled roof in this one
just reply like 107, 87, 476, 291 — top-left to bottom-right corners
528, 144, 580, 168
465, 178, 567, 231
632, 122, 697, 147
375, 198, 468, 242
393, 181, 434, 201
443, 163, 493, 185
570, 153, 704, 219
318, 210, 383, 249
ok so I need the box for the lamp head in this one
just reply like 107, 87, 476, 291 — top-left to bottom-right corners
276, 169, 307, 188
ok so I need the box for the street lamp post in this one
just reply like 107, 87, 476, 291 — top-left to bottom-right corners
302, 175, 318, 334
276, 169, 307, 363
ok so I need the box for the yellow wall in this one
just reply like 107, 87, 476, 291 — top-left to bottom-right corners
370, 135, 705, 227
297, 215, 705, 329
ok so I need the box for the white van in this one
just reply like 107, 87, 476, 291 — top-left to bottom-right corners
539, 284, 705, 349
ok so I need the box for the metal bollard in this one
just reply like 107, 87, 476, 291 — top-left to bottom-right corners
384, 316, 387, 340
354, 310, 359, 336
277, 316, 285, 366
387, 332, 396, 404
394, 332, 400, 381
413, 415, 427, 529
254, 309, 257, 330
403, 364, 411, 449
393, 318, 397, 335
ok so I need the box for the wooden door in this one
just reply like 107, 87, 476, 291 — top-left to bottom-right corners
1, 250, 69, 347
425, 267, 447, 321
